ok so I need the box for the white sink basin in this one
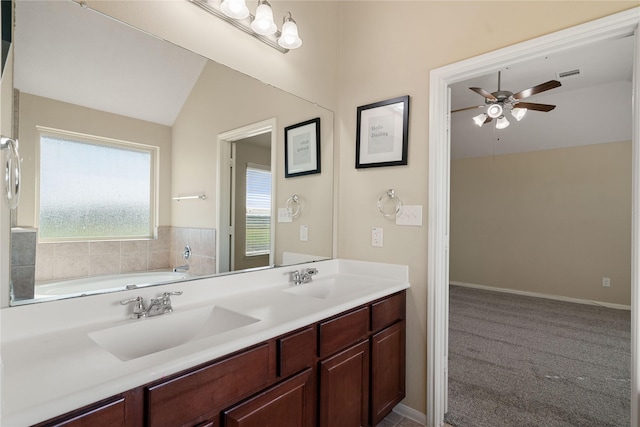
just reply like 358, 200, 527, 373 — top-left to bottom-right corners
282, 277, 373, 300
89, 306, 259, 361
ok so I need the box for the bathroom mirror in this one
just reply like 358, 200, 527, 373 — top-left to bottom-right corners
8, 0, 333, 305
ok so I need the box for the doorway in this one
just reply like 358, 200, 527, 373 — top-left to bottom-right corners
427, 9, 640, 427
216, 119, 277, 274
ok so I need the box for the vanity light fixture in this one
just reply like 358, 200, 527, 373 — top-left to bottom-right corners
251, 0, 277, 35
220, 0, 249, 19
189, 0, 302, 54
278, 12, 302, 49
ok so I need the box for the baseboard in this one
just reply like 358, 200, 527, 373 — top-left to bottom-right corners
450, 281, 631, 311
392, 403, 427, 425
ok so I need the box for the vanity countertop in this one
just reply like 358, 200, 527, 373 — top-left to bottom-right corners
0, 259, 409, 426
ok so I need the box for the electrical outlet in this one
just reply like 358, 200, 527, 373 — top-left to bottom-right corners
372, 227, 383, 247
300, 225, 308, 241
602, 277, 611, 288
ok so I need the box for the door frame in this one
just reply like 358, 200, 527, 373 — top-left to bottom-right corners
427, 8, 640, 427
216, 118, 277, 274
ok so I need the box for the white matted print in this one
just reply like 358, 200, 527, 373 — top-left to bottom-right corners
356, 95, 409, 168
285, 117, 321, 178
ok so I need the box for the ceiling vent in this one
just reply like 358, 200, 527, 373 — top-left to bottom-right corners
557, 68, 582, 79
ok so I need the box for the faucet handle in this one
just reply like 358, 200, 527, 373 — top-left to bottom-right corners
120, 296, 147, 319
304, 267, 318, 275
163, 291, 183, 297
161, 291, 183, 314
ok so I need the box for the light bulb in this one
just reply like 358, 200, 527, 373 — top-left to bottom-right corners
496, 116, 510, 129
486, 103, 503, 119
473, 113, 487, 127
220, 0, 250, 19
251, 0, 277, 35
511, 107, 527, 121
278, 13, 302, 49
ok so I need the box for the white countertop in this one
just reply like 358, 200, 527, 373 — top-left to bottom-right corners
0, 259, 409, 426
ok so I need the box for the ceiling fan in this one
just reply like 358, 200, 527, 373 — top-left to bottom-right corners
452, 71, 562, 129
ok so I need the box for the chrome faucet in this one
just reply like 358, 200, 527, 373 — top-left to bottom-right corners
287, 268, 318, 285
120, 291, 183, 319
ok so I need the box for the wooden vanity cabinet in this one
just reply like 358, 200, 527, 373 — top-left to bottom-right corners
33, 291, 406, 427
223, 368, 315, 427
369, 292, 406, 426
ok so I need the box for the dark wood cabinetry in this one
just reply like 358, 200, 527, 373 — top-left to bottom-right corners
370, 321, 406, 426
319, 340, 370, 427
224, 369, 314, 427
35, 291, 406, 427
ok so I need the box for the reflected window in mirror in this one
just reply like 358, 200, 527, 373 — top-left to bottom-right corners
38, 128, 157, 241
245, 163, 272, 257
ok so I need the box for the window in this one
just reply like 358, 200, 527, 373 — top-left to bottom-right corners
38, 128, 156, 240
245, 164, 271, 256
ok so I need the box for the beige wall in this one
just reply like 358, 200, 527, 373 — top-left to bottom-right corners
171, 60, 334, 265
450, 141, 632, 306
15, 93, 172, 228
336, 0, 637, 414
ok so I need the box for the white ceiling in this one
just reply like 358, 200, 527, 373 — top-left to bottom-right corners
14, 1, 207, 127
450, 34, 634, 159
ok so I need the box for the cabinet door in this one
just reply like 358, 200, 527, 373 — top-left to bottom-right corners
370, 321, 405, 426
223, 369, 314, 427
318, 340, 369, 427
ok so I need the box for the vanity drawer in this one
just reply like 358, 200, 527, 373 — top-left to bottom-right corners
145, 344, 270, 427
35, 396, 126, 427
277, 326, 316, 378
318, 306, 369, 358
371, 292, 405, 332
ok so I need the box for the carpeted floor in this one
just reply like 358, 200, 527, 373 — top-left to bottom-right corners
445, 285, 631, 427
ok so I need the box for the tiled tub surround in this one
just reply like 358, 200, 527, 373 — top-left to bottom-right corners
10, 228, 37, 300
0, 259, 410, 426
33, 226, 216, 285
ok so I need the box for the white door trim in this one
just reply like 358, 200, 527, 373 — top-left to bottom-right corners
427, 8, 640, 427
216, 118, 277, 274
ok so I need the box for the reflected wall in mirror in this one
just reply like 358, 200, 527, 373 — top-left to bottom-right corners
9, 0, 333, 306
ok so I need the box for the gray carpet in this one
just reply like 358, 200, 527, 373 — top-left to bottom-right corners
445, 285, 631, 427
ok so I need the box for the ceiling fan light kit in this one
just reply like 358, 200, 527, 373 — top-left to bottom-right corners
454, 71, 561, 130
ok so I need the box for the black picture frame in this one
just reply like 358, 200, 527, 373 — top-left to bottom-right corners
355, 95, 409, 169
284, 117, 321, 178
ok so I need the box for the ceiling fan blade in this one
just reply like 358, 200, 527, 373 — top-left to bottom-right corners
512, 80, 561, 100
515, 102, 556, 112
483, 116, 493, 124
451, 105, 484, 113
469, 87, 497, 101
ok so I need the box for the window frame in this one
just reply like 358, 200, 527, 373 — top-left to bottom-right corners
36, 126, 159, 242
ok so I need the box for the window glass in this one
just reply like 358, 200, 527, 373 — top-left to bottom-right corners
245, 165, 271, 256
39, 131, 154, 240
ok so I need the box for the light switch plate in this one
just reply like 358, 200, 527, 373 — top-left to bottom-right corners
300, 225, 309, 241
278, 208, 293, 223
372, 227, 383, 247
396, 205, 423, 226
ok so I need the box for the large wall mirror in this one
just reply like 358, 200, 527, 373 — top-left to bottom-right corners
8, 0, 334, 306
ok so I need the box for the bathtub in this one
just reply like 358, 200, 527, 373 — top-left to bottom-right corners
34, 271, 191, 298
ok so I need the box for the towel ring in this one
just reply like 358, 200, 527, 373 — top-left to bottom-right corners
1, 137, 21, 210
286, 195, 301, 218
377, 189, 402, 218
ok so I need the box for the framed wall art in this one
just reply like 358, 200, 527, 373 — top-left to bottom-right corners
284, 117, 321, 178
356, 95, 409, 168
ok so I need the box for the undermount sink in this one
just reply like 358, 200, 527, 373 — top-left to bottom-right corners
89, 306, 259, 361
282, 277, 373, 300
